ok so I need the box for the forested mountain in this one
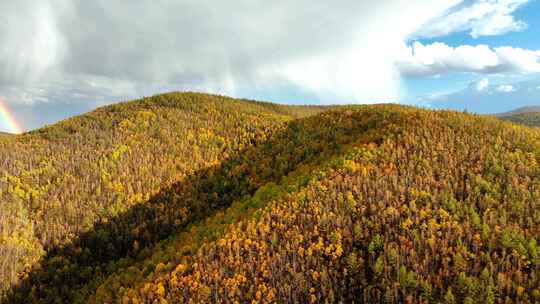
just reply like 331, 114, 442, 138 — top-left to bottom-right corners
496, 106, 540, 117
1, 93, 539, 303
495, 106, 540, 128
0, 92, 326, 302
500, 112, 540, 128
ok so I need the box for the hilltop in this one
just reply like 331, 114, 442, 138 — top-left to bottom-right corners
1, 93, 539, 303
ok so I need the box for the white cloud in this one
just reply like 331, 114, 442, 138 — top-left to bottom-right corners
415, 0, 529, 39
474, 78, 490, 91
416, 78, 540, 114
496, 84, 516, 92
0, 1, 71, 84
1, 0, 466, 108
495, 47, 540, 72
397, 42, 540, 76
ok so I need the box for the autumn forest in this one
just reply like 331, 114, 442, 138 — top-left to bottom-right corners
0, 92, 539, 303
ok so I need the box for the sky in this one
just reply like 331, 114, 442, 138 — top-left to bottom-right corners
1, 0, 540, 133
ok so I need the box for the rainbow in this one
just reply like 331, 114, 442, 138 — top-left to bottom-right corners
0, 97, 24, 134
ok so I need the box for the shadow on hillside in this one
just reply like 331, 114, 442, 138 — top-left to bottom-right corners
5, 109, 389, 303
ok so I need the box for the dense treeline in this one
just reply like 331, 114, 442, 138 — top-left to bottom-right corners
0, 92, 325, 302
1, 93, 539, 303
501, 111, 540, 128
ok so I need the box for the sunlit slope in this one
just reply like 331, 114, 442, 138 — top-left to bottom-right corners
0, 92, 326, 301
87, 107, 539, 303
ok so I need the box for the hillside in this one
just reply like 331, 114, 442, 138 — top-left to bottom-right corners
500, 112, 540, 127
494, 106, 540, 127
496, 106, 540, 117
0, 92, 326, 302
1, 93, 540, 303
